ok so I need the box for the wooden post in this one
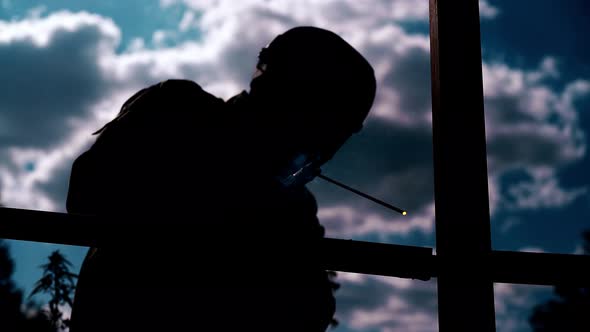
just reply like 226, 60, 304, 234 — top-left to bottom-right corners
429, 0, 496, 331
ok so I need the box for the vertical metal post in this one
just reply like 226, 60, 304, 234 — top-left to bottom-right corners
429, 0, 496, 331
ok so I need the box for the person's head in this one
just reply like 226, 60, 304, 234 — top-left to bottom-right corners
248, 26, 376, 168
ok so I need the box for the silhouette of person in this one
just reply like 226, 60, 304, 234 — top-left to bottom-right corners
67, 26, 376, 332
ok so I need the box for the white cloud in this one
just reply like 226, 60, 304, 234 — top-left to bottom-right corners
151, 29, 177, 48
1, 3, 587, 332
504, 170, 587, 210
574, 245, 585, 255
343, 278, 548, 332
494, 283, 553, 332
335, 272, 438, 332
172, 0, 499, 24
0, 11, 128, 210
0, 10, 120, 48
484, 59, 587, 161
179, 10, 197, 32
0, 95, 129, 211
479, 0, 500, 19
483, 58, 589, 211
499, 217, 523, 234
318, 203, 434, 238
0, 10, 122, 149
125, 37, 146, 53
25, 5, 47, 19
159, 0, 177, 8
1, 0, 586, 231
518, 246, 545, 253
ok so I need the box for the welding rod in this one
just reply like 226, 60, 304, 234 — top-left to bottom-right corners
317, 174, 407, 216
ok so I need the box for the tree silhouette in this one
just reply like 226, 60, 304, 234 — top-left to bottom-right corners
0, 239, 23, 331
1, 239, 53, 332
30, 250, 78, 331
529, 231, 590, 331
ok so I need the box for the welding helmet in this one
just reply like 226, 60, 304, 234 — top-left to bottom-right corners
249, 26, 377, 188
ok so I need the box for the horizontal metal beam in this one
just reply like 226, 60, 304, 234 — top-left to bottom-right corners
321, 237, 433, 281
0, 207, 100, 247
2, 207, 589, 286
489, 250, 590, 286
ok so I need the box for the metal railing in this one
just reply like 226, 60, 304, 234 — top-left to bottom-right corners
2, 1, 589, 331
1, 206, 589, 287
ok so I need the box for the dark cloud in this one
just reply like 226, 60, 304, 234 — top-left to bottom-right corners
494, 283, 554, 332
310, 118, 434, 214
334, 274, 438, 331
36, 155, 77, 212
482, 62, 588, 177
486, 95, 539, 124
336, 276, 393, 314
487, 127, 580, 171
0, 13, 119, 148
382, 47, 432, 116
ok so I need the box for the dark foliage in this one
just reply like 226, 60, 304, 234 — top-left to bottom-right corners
30, 250, 78, 331
0, 239, 23, 331
1, 239, 53, 332
529, 231, 590, 331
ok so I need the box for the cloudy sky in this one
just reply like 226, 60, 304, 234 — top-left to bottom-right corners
1, 0, 589, 331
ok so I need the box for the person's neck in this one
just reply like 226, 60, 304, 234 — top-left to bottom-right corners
224, 91, 288, 178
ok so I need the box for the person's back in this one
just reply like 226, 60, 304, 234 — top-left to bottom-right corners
67, 26, 376, 331
68, 80, 335, 331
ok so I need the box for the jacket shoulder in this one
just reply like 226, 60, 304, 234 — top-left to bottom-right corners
158, 79, 222, 103
93, 79, 223, 136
